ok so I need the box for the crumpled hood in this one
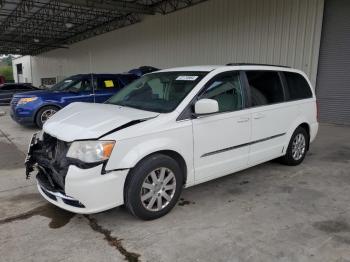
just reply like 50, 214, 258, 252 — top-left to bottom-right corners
43, 102, 159, 142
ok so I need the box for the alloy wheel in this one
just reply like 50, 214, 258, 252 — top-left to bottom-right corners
140, 167, 176, 212
40, 109, 57, 124
292, 133, 306, 161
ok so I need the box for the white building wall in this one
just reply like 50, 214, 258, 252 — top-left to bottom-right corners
29, 0, 324, 87
12, 55, 32, 83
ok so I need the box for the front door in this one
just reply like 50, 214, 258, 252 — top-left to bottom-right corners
61, 77, 95, 105
192, 71, 251, 183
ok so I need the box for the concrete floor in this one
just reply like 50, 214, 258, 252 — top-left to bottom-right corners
1, 106, 350, 262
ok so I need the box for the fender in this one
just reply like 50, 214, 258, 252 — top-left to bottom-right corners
105, 134, 195, 186
284, 116, 311, 151
34, 103, 62, 119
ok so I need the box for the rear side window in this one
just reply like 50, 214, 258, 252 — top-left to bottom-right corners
245, 71, 284, 107
97, 77, 120, 90
284, 72, 312, 100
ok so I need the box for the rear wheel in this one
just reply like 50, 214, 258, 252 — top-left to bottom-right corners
125, 154, 183, 220
35, 106, 59, 128
280, 127, 309, 166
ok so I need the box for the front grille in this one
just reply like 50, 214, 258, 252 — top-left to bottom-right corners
62, 198, 85, 208
32, 133, 70, 190
41, 187, 57, 201
10, 97, 20, 107
38, 176, 85, 208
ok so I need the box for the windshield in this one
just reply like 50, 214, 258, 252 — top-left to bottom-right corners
49, 76, 93, 92
107, 71, 207, 113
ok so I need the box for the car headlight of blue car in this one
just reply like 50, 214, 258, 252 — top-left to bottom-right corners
17, 97, 38, 105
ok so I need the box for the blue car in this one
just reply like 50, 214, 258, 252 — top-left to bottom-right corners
10, 73, 138, 128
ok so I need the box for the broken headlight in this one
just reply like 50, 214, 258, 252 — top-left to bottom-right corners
66, 140, 115, 163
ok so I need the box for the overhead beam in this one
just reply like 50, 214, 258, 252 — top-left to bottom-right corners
50, 13, 140, 45
60, 0, 155, 15
0, 39, 69, 49
0, 0, 210, 55
154, 0, 209, 14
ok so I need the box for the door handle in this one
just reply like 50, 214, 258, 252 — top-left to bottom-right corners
253, 113, 265, 120
237, 117, 250, 123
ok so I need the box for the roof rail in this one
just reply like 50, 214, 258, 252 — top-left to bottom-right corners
226, 63, 291, 68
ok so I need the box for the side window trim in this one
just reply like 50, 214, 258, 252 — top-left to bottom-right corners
278, 71, 288, 102
240, 71, 252, 108
176, 70, 247, 121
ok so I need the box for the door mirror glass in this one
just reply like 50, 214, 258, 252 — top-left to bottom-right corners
194, 99, 219, 115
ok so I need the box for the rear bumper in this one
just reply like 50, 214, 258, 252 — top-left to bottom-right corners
310, 122, 319, 143
37, 164, 129, 214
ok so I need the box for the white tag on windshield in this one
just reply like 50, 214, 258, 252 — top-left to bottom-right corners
176, 76, 198, 81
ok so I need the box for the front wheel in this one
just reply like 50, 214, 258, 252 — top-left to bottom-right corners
280, 127, 309, 166
125, 154, 183, 220
35, 106, 59, 128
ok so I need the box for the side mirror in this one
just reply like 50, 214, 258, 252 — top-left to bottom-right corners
194, 99, 219, 115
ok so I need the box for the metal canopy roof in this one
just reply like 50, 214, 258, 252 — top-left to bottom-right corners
0, 0, 207, 55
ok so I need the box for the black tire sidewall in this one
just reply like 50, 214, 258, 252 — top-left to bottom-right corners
35, 106, 58, 128
125, 154, 183, 220
285, 127, 309, 165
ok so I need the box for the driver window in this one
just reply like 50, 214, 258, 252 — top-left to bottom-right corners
70, 79, 92, 92
201, 72, 243, 112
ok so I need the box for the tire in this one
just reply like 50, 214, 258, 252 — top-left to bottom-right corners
35, 106, 59, 128
280, 126, 309, 166
125, 154, 183, 220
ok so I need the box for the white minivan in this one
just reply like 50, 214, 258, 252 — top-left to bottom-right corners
26, 64, 318, 220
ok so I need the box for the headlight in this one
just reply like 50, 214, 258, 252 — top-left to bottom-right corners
18, 97, 38, 105
66, 140, 115, 163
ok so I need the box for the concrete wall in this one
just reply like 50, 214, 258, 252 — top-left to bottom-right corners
12, 55, 32, 84
28, 0, 324, 87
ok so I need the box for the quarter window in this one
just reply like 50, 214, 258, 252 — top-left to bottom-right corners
245, 71, 284, 106
284, 72, 312, 100
200, 72, 243, 112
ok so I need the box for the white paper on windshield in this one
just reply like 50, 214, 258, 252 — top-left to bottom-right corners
176, 76, 198, 81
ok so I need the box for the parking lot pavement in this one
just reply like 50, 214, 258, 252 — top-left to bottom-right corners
1, 105, 350, 262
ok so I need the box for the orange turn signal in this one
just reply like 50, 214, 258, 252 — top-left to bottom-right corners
102, 142, 115, 158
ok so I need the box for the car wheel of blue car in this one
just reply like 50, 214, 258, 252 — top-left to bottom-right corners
35, 106, 59, 128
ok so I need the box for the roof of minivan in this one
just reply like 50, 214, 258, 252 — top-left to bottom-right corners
159, 66, 221, 72
159, 64, 298, 73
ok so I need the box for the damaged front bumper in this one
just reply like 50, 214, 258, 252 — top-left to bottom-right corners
26, 132, 129, 214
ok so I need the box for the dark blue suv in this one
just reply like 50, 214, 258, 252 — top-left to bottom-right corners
10, 73, 138, 128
